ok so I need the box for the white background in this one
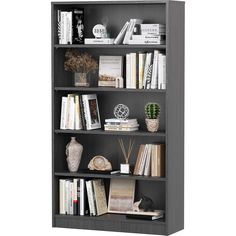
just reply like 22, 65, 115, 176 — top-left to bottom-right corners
0, 0, 236, 235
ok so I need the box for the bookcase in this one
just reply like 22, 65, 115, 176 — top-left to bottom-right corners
51, 1, 184, 235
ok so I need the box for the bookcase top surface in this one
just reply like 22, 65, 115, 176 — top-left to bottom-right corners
51, 0, 184, 6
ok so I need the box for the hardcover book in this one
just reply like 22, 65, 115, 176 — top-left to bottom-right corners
72, 9, 84, 44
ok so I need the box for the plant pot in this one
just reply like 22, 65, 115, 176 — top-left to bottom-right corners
120, 163, 130, 174
145, 118, 160, 132
74, 72, 90, 87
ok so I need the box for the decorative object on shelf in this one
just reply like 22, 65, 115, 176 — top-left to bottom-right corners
114, 104, 129, 119
92, 24, 107, 38
115, 76, 124, 88
65, 137, 83, 172
118, 138, 134, 174
145, 102, 160, 132
64, 49, 98, 87
108, 179, 135, 214
133, 199, 142, 212
72, 9, 84, 44
88, 155, 112, 171
133, 195, 155, 212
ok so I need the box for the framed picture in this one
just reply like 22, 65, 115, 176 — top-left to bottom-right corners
108, 179, 135, 214
82, 94, 101, 130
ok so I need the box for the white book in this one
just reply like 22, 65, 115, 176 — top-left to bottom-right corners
128, 39, 165, 45
151, 50, 159, 89
60, 11, 65, 44
140, 24, 166, 35
65, 11, 72, 44
123, 19, 143, 44
75, 95, 82, 130
158, 54, 166, 89
80, 179, 85, 216
68, 95, 75, 129
132, 35, 160, 40
86, 181, 95, 216
138, 144, 148, 175
73, 179, 78, 215
85, 38, 115, 44
126, 54, 131, 88
114, 21, 129, 44
130, 53, 136, 89
143, 53, 152, 88
69, 181, 73, 215
65, 180, 70, 214
105, 118, 138, 123
57, 10, 61, 44
162, 55, 166, 89
60, 97, 67, 129
138, 53, 146, 89
144, 145, 152, 176
59, 179, 66, 214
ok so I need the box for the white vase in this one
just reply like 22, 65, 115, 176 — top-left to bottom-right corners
65, 137, 83, 172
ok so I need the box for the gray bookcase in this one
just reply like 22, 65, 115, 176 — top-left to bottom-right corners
51, 1, 184, 235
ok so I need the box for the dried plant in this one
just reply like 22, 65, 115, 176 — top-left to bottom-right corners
118, 138, 135, 164
64, 49, 98, 73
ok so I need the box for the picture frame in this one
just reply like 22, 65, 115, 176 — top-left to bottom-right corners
82, 94, 101, 130
108, 179, 135, 214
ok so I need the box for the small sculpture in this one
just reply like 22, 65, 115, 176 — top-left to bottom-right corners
66, 137, 83, 172
88, 155, 112, 171
114, 104, 129, 120
133, 195, 155, 212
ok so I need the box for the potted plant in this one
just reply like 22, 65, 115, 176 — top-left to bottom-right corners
64, 49, 98, 87
145, 103, 161, 132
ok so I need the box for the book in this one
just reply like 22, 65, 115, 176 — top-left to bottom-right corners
143, 53, 153, 89
85, 38, 115, 44
133, 144, 145, 175
123, 19, 143, 44
151, 144, 165, 177
126, 210, 164, 220
60, 97, 67, 129
104, 126, 139, 132
144, 145, 152, 176
158, 54, 166, 89
114, 21, 129, 44
150, 50, 159, 89
132, 34, 162, 40
138, 53, 146, 89
98, 56, 123, 87
140, 24, 166, 35
86, 180, 96, 216
130, 53, 137, 89
67, 94, 75, 129
128, 38, 165, 45
74, 95, 83, 130
92, 179, 108, 216
72, 9, 84, 44
59, 179, 66, 214
73, 179, 78, 215
126, 54, 131, 88
105, 118, 138, 123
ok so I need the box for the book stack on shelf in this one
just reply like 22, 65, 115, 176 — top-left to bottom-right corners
60, 94, 101, 131
114, 19, 165, 45
126, 50, 166, 89
133, 144, 165, 177
104, 118, 139, 132
57, 9, 84, 44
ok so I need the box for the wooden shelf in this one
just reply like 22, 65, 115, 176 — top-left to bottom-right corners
55, 172, 166, 181
54, 87, 166, 93
54, 44, 166, 49
54, 213, 165, 225
54, 129, 166, 137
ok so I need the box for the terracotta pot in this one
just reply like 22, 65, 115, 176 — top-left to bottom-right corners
145, 118, 160, 132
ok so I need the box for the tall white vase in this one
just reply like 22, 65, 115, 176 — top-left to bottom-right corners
65, 137, 83, 172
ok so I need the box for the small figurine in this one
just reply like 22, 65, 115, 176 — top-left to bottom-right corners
132, 195, 155, 212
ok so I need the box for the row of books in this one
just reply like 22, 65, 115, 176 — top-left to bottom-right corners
57, 9, 84, 44
59, 178, 107, 216
133, 144, 165, 177
126, 50, 166, 89
60, 94, 101, 130
104, 118, 139, 132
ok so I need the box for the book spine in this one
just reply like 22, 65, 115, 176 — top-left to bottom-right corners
143, 53, 152, 88
69, 181, 73, 215
60, 12, 65, 44
59, 179, 66, 214
162, 55, 166, 89
73, 179, 78, 215
144, 145, 152, 176
158, 54, 166, 89
57, 10, 61, 44
65, 180, 69, 214
86, 181, 95, 216
82, 95, 89, 130
60, 97, 67, 129
123, 19, 134, 44
151, 145, 157, 176
79, 95, 87, 130
114, 21, 129, 44
150, 50, 159, 89
138, 144, 148, 175
85, 38, 114, 44
138, 53, 145, 89
75, 95, 82, 130
80, 179, 84, 215
126, 54, 131, 88
68, 95, 75, 129
130, 53, 136, 89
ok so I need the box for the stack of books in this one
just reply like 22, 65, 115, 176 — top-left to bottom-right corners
104, 118, 139, 132
114, 20, 165, 45
57, 9, 84, 44
126, 50, 166, 89
133, 144, 165, 177
60, 94, 101, 131
59, 178, 88, 216
126, 210, 164, 220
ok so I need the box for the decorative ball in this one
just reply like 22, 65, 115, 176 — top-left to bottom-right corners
113, 104, 129, 119
92, 24, 107, 38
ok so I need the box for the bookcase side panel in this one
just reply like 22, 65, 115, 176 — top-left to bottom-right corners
166, 1, 185, 235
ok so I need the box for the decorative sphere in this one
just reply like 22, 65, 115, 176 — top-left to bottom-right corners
114, 104, 129, 119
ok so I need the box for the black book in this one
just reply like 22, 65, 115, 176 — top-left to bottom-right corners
72, 9, 84, 44
79, 95, 87, 130
126, 214, 163, 221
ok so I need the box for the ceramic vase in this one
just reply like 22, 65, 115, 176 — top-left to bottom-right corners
65, 137, 83, 172
145, 118, 160, 132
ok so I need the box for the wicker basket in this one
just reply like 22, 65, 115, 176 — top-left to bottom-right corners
145, 118, 160, 132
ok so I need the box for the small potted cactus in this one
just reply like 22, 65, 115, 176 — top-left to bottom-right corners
145, 103, 161, 132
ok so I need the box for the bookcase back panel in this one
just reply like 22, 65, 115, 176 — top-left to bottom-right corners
53, 134, 165, 172
54, 48, 166, 87
53, 4, 166, 43
54, 92, 165, 131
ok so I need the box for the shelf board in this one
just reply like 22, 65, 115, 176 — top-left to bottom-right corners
54, 213, 165, 225
54, 44, 166, 49
54, 87, 166, 93
54, 129, 166, 137
55, 172, 166, 181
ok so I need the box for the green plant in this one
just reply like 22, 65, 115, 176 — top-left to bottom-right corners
145, 103, 160, 119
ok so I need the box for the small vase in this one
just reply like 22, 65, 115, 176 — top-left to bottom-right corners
74, 72, 90, 87
65, 137, 83, 172
120, 163, 130, 174
145, 118, 160, 132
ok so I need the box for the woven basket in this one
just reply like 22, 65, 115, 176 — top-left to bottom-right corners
145, 118, 160, 132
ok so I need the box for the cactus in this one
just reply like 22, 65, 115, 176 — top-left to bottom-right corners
145, 103, 160, 119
